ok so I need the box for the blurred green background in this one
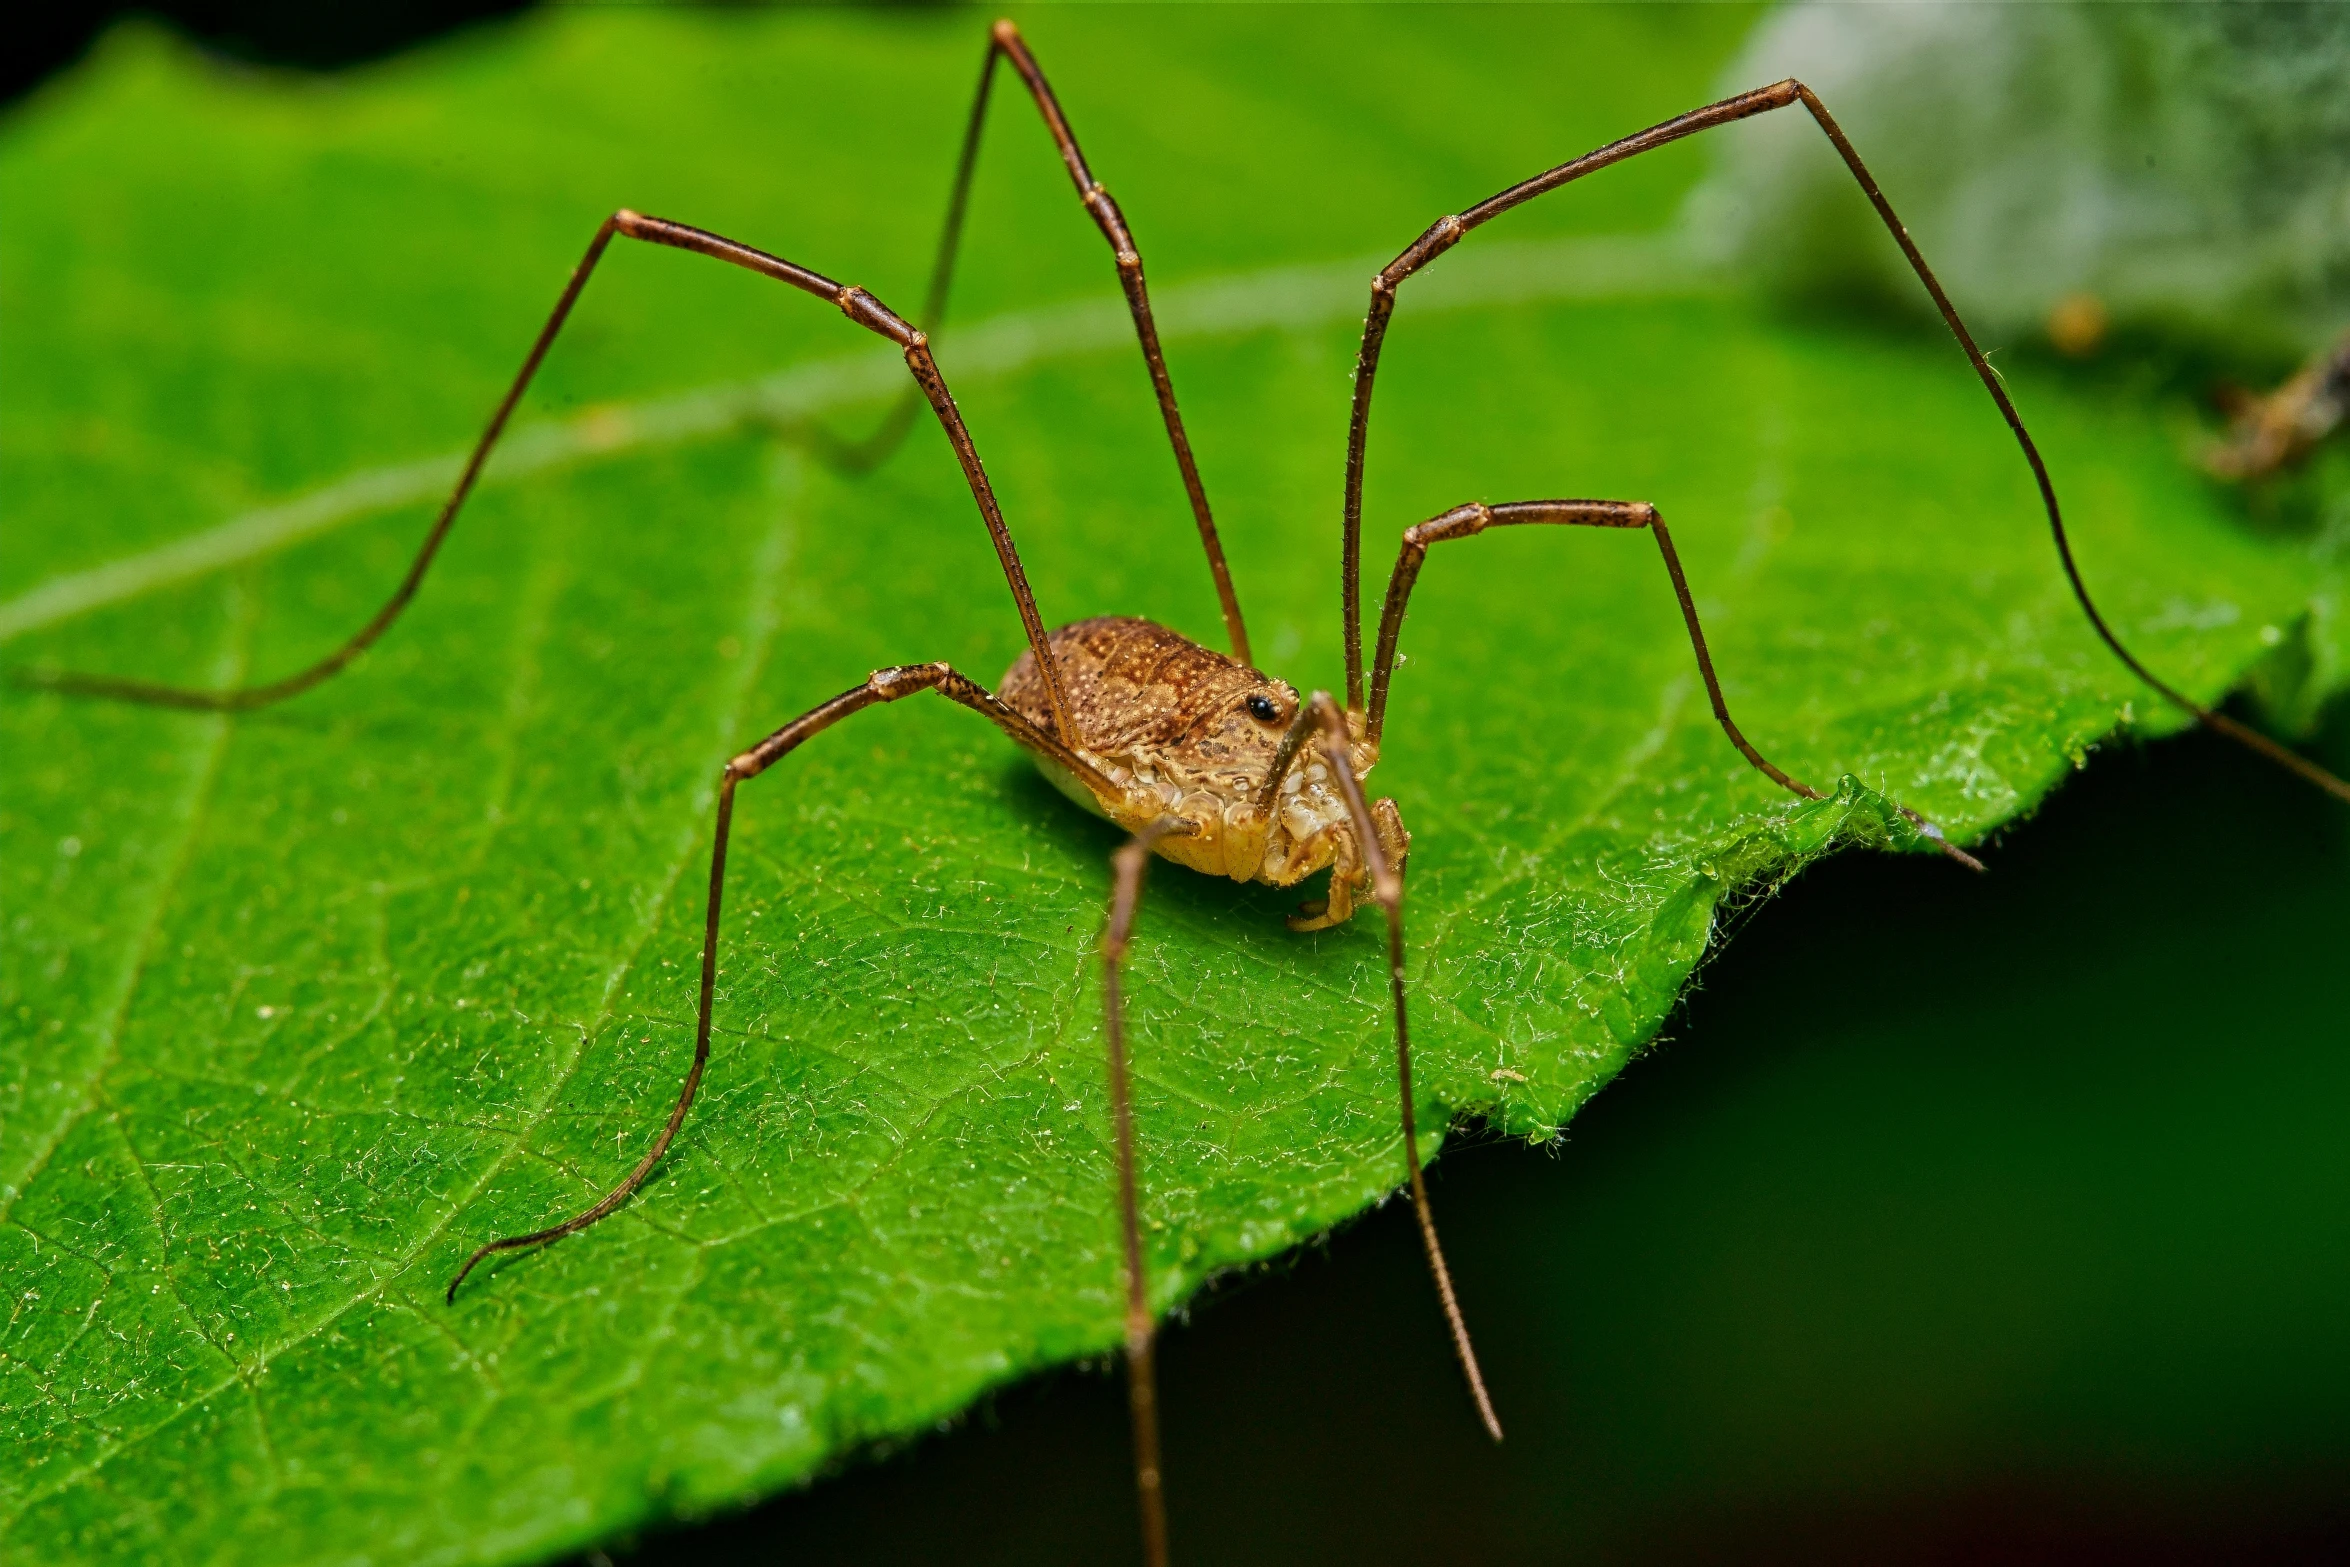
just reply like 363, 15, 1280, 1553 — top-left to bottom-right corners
9, 5, 2347, 1564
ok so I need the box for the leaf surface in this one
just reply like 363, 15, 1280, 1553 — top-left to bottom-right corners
2, 10, 2339, 1563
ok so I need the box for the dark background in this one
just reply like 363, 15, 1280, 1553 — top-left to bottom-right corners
5, 0, 531, 107
18, 10, 2349, 1565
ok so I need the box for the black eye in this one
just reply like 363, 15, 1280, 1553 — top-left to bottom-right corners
1246, 693, 1279, 724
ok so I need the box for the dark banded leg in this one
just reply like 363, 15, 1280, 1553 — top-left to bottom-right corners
1306, 693, 1503, 1443
1100, 816, 1195, 1567
1334, 81, 2350, 804
1369, 499, 1985, 871
23, 211, 1084, 749
828, 19, 1250, 663
791, 39, 1001, 477
986, 20, 1250, 667
445, 662, 1114, 1301
808, 21, 1250, 667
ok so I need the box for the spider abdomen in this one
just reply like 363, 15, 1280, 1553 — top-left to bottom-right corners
998, 616, 1385, 900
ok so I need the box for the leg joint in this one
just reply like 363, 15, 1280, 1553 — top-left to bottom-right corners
1405, 503, 1492, 548
870, 662, 952, 701
1383, 214, 1464, 286
836, 286, 915, 345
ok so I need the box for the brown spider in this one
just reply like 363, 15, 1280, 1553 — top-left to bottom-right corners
24, 19, 2347, 1564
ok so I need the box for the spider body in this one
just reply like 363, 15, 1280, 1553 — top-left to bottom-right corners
998, 615, 1404, 928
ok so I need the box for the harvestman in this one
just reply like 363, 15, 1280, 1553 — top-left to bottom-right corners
27, 20, 2350, 1564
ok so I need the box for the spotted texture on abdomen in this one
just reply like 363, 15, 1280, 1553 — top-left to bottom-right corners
1000, 616, 1280, 763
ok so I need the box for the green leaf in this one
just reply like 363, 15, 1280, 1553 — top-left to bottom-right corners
2, 9, 2338, 1564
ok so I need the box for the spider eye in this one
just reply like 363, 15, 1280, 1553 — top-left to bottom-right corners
1246, 693, 1280, 724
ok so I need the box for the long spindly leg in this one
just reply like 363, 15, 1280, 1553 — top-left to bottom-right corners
1369, 499, 1986, 872
1333, 81, 2350, 804
446, 661, 1115, 1301
22, 212, 1084, 749
1306, 692, 1504, 1443
988, 20, 1249, 665
792, 36, 999, 475
829, 20, 1251, 663
1098, 815, 1196, 1567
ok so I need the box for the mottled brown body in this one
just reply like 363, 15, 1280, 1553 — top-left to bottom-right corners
1000, 616, 1406, 928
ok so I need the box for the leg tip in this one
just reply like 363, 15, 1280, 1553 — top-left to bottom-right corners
1286, 899, 1336, 933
